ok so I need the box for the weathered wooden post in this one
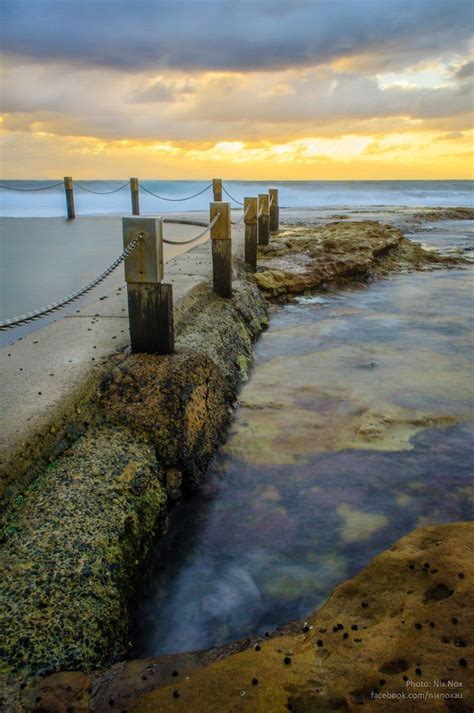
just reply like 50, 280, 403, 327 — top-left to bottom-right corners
212, 178, 222, 201
130, 177, 140, 215
269, 188, 279, 232
244, 197, 258, 272
123, 217, 174, 354
64, 177, 75, 220
258, 193, 270, 246
210, 201, 232, 297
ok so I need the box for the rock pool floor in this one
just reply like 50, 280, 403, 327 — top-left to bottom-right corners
134, 250, 473, 657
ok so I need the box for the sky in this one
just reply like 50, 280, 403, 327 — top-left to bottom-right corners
1, 0, 473, 179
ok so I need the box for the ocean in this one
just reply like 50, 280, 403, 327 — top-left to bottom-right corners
0, 179, 473, 217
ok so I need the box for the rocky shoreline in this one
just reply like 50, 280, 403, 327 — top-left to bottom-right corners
1, 216, 472, 711
255, 220, 465, 299
25, 522, 474, 712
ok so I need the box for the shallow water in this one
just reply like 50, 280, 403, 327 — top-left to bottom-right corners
134, 229, 474, 657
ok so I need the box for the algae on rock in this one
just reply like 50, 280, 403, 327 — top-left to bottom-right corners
0, 427, 167, 677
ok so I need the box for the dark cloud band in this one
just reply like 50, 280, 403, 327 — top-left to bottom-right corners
2, 0, 473, 72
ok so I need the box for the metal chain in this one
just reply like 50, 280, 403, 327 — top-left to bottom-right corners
162, 212, 221, 245
0, 235, 142, 330
0, 181, 64, 192
222, 184, 244, 206
139, 182, 212, 202
73, 180, 130, 195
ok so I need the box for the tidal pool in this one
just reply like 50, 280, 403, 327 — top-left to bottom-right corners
133, 226, 474, 658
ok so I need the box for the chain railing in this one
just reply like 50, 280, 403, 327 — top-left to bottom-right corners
222, 184, 244, 206
73, 180, 130, 195
0, 179, 286, 213
139, 182, 213, 202
0, 181, 63, 191
1, 180, 282, 330
0, 234, 142, 330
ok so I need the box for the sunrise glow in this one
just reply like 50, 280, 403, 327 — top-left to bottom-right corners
1, 2, 473, 179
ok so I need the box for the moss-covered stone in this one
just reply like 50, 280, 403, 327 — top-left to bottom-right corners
0, 427, 167, 679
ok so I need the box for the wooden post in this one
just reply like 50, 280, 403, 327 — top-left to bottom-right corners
244, 197, 258, 272
269, 188, 279, 232
64, 177, 75, 220
210, 201, 231, 297
212, 178, 222, 201
130, 177, 140, 215
258, 193, 270, 246
122, 217, 174, 354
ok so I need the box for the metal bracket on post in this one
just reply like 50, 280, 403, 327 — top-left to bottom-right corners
210, 201, 232, 297
257, 193, 270, 245
130, 177, 140, 215
64, 177, 75, 220
123, 217, 174, 354
269, 188, 279, 232
244, 197, 258, 272
212, 178, 222, 201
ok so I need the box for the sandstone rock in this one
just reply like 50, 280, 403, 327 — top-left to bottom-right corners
255, 221, 464, 298
101, 350, 229, 488
411, 207, 474, 223
23, 523, 474, 712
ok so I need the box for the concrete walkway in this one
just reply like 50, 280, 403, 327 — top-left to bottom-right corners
0, 212, 246, 497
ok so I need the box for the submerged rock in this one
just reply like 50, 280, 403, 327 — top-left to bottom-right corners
410, 207, 474, 223
24, 522, 474, 712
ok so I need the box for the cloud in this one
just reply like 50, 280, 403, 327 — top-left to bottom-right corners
1, 0, 472, 178
2, 0, 473, 74
2, 126, 472, 180
436, 131, 465, 140
2, 60, 473, 146
455, 59, 474, 79
132, 78, 197, 103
